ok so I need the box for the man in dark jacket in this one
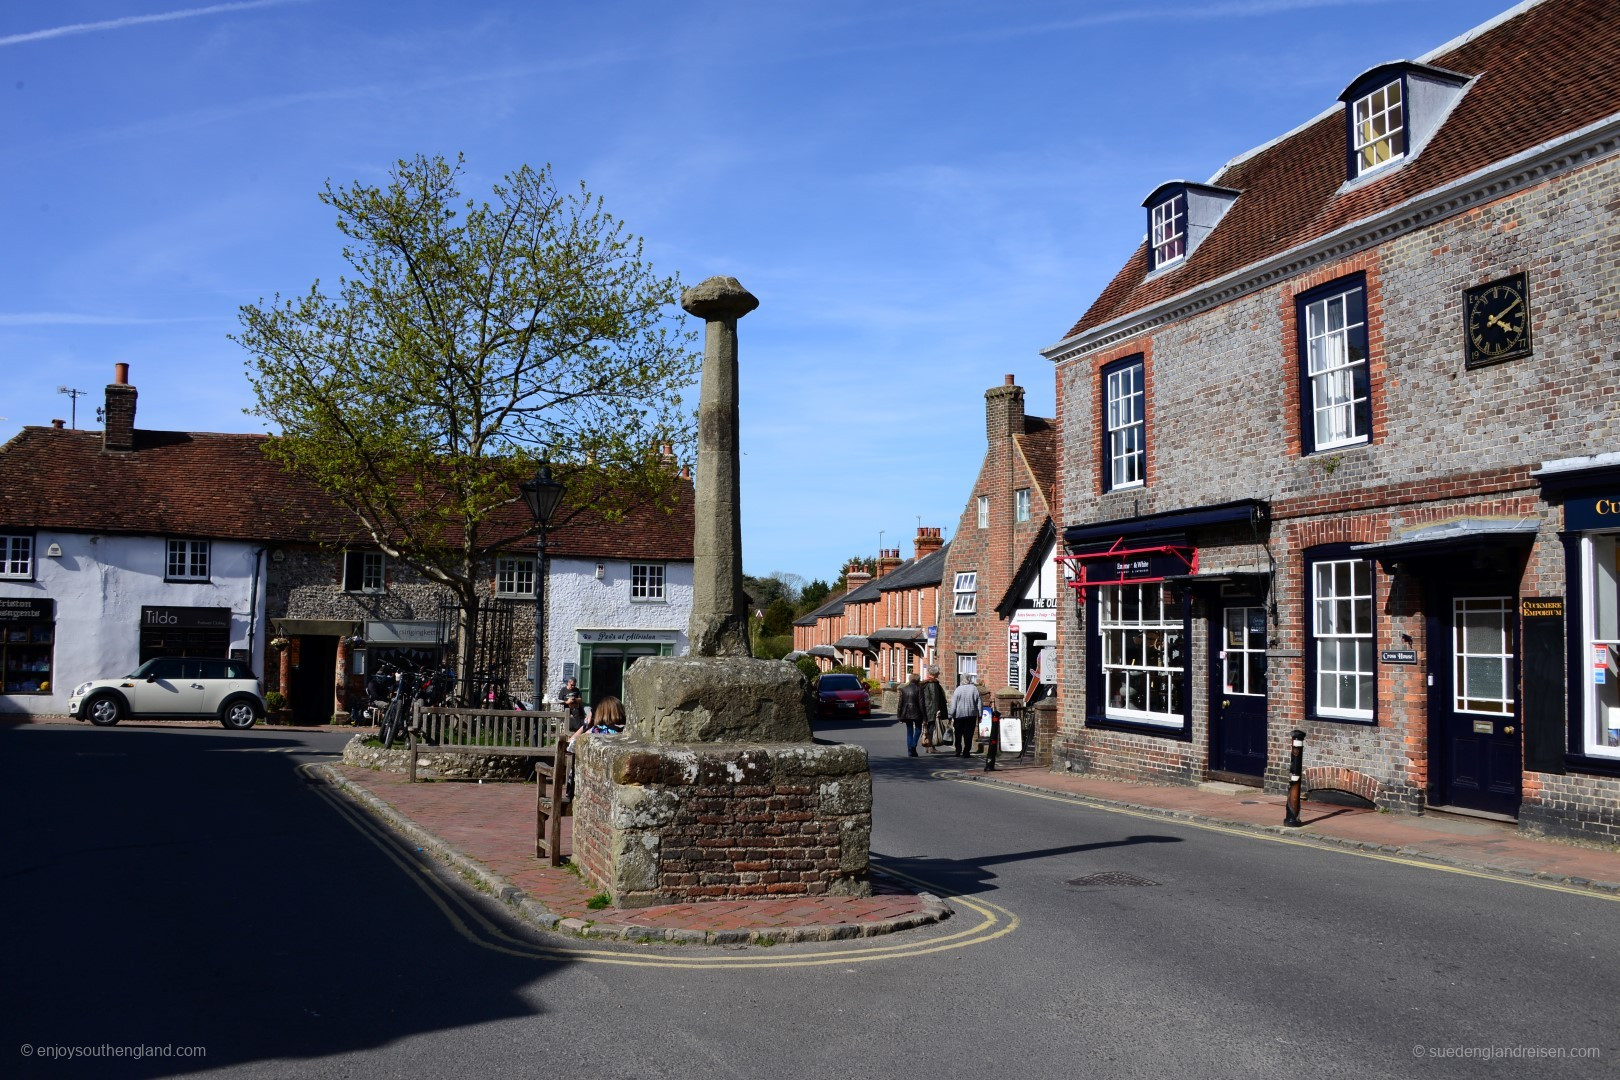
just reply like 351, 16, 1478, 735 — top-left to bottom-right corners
920, 666, 949, 753
896, 672, 927, 757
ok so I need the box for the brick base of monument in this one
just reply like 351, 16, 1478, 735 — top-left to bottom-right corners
570, 739, 873, 909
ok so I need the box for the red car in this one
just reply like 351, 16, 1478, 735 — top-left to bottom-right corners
815, 673, 872, 719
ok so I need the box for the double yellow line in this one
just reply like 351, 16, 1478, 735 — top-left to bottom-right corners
304, 764, 1021, 968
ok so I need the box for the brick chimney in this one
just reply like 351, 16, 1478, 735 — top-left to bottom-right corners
844, 561, 872, 593
985, 374, 1025, 443
875, 548, 902, 578
914, 526, 943, 559
102, 363, 137, 453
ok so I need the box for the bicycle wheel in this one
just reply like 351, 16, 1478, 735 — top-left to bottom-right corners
380, 698, 404, 749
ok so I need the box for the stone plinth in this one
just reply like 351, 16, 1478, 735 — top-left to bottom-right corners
622, 656, 810, 743
571, 738, 872, 908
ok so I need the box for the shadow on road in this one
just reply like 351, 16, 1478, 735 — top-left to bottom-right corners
873, 834, 1184, 898
1, 724, 572, 1078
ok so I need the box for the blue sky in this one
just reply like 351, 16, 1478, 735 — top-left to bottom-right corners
2, 0, 1501, 585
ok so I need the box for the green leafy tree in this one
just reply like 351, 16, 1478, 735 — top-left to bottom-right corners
235, 154, 698, 694
798, 578, 831, 613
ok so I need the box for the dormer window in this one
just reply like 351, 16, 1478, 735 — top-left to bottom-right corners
1142, 182, 1240, 275
1150, 193, 1186, 269
1339, 62, 1469, 184
1351, 79, 1405, 175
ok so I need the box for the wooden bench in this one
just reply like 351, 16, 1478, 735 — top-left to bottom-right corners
397, 704, 573, 865
403, 704, 566, 783
534, 740, 570, 866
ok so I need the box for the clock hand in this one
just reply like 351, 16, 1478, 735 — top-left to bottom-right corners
1487, 296, 1523, 330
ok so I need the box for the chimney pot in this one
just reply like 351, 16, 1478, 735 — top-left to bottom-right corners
1004, 374, 1015, 386
51, 419, 65, 429
114, 363, 129, 385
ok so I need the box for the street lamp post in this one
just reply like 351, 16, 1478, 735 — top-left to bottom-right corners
520, 463, 565, 712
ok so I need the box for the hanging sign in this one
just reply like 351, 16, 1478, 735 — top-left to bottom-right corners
1007, 626, 1021, 689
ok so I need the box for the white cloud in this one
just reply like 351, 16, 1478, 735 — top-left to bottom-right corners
0, 0, 311, 48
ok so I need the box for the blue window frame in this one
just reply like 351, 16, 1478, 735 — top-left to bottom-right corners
1296, 274, 1370, 455
1305, 545, 1378, 725
1102, 355, 1146, 491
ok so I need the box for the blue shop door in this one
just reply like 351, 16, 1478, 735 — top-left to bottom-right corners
1211, 604, 1268, 779
1430, 592, 1522, 817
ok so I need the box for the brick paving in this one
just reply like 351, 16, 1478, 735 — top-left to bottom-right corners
329, 766, 936, 940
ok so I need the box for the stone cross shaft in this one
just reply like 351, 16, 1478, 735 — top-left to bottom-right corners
680, 276, 759, 657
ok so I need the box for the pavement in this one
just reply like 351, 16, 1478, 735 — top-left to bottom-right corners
317, 739, 1620, 947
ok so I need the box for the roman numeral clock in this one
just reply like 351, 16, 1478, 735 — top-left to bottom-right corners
1464, 271, 1532, 368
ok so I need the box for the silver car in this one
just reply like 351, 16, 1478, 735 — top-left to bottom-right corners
69, 656, 265, 729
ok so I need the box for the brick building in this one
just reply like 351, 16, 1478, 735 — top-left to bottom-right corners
792, 528, 949, 682
1041, 0, 1620, 842
935, 376, 1060, 694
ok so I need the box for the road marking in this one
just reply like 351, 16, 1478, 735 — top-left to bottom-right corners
946, 773, 1620, 903
304, 764, 1020, 968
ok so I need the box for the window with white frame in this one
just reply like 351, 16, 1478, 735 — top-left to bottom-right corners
1311, 557, 1375, 721
956, 653, 978, 686
1352, 79, 1404, 175
1104, 356, 1146, 489
1453, 597, 1513, 715
1150, 192, 1187, 269
1299, 278, 1370, 453
977, 496, 989, 530
496, 556, 536, 598
1582, 534, 1620, 758
631, 562, 665, 602
166, 540, 210, 582
1099, 583, 1184, 727
953, 572, 977, 615
0, 534, 33, 579
1015, 488, 1031, 523
343, 550, 385, 593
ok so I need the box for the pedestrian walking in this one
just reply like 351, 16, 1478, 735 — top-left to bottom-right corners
921, 666, 948, 753
896, 672, 926, 756
949, 677, 982, 758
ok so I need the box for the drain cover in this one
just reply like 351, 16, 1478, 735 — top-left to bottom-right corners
1067, 871, 1160, 888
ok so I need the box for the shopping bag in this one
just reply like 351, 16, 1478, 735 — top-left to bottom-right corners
977, 708, 993, 739
1000, 716, 1023, 754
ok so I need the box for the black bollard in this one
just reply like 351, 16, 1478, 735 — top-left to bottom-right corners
1283, 729, 1306, 827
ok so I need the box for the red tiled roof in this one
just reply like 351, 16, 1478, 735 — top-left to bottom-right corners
0, 426, 693, 560
1063, 0, 1620, 340
1015, 416, 1058, 508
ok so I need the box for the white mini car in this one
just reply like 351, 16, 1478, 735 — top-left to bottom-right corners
68, 656, 266, 729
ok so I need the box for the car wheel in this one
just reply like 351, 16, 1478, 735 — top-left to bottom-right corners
86, 694, 123, 727
220, 698, 261, 730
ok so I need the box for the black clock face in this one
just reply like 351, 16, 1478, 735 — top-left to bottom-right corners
1465, 272, 1531, 368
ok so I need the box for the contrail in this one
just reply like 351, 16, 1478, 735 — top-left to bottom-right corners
0, 0, 309, 48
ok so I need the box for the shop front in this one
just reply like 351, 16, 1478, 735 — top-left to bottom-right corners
576, 628, 679, 706
1, 597, 55, 697
139, 605, 232, 663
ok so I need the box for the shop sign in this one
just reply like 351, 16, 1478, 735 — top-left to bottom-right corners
142, 605, 230, 630
1521, 597, 1563, 618
1007, 626, 1021, 688
365, 619, 442, 645
1081, 549, 1195, 588
0, 597, 53, 622
1564, 497, 1620, 532
577, 628, 680, 644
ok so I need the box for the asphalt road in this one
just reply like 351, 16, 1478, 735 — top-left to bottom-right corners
3, 717, 1617, 1079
